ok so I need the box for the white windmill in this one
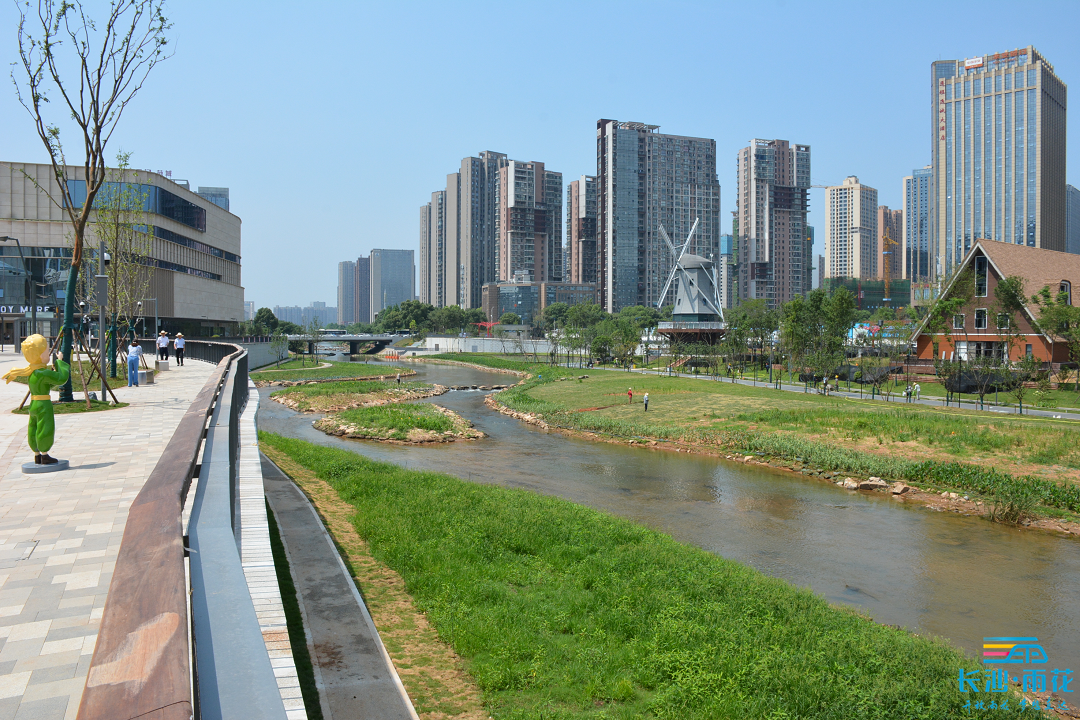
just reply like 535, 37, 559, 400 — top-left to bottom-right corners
657, 218, 725, 323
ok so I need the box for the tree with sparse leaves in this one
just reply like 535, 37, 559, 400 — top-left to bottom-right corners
13, 0, 171, 401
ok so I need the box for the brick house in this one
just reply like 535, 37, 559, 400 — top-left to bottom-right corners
912, 241, 1080, 363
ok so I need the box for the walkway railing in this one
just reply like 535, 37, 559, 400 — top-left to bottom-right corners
77, 342, 285, 720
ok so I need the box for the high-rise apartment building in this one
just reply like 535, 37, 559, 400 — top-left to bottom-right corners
420, 152, 507, 309
597, 120, 721, 312
337, 260, 356, 325
357, 254, 371, 323
824, 177, 878, 280
566, 176, 597, 284
903, 166, 932, 280
718, 234, 734, 309
497, 160, 562, 284
736, 139, 811, 307
816, 254, 824, 290
878, 206, 903, 280
932, 46, 1067, 276
370, 249, 415, 319
1067, 184, 1080, 255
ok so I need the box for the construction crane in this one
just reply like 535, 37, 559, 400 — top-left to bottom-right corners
880, 227, 898, 305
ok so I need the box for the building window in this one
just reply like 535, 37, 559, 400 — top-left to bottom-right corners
975, 256, 988, 296
1025, 344, 1033, 357
974, 309, 988, 330
997, 313, 1010, 329
1059, 281, 1072, 306
953, 314, 965, 330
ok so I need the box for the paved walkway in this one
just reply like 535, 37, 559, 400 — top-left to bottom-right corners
0, 352, 214, 720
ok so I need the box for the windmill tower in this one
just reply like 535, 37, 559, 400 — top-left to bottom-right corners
657, 218, 724, 323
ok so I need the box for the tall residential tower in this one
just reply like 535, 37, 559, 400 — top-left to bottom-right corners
596, 120, 721, 312
903, 166, 932, 280
566, 175, 597, 284
824, 177, 878, 280
735, 139, 811, 306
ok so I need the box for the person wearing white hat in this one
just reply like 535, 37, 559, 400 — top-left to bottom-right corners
156, 330, 169, 361
173, 333, 185, 366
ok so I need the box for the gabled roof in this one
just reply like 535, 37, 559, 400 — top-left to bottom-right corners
912, 240, 1080, 339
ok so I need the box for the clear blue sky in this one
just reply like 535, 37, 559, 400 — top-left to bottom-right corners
3, 0, 1079, 309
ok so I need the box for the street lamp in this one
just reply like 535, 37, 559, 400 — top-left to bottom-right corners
0, 236, 35, 338
137, 299, 157, 338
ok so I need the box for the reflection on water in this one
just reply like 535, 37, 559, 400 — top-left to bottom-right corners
260, 357, 1080, 678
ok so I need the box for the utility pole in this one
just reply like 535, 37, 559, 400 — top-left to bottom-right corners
97, 239, 108, 399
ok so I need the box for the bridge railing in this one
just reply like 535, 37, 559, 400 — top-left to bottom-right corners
77, 341, 285, 720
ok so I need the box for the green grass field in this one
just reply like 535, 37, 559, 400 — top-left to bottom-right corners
12, 399, 128, 414
252, 359, 408, 383
328, 404, 454, 440
261, 432, 1019, 719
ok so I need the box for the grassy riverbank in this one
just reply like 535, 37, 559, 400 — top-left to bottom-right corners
260, 431, 1016, 719
315, 403, 480, 442
428, 355, 1080, 520
252, 359, 409, 383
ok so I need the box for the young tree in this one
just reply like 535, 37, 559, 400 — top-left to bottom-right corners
14, 0, 171, 401
1032, 284, 1080, 398
499, 312, 521, 325
269, 333, 289, 368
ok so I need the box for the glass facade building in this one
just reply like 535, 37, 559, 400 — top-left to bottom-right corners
931, 46, 1067, 279
1067, 184, 1080, 255
903, 167, 932, 280
596, 120, 721, 312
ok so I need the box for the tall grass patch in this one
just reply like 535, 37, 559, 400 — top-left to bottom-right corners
332, 404, 454, 440
261, 432, 1018, 719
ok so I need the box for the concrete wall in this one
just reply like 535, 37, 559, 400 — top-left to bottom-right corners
418, 336, 552, 355
243, 341, 285, 370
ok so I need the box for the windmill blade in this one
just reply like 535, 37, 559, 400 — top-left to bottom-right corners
657, 262, 678, 309
658, 224, 677, 257
679, 217, 701, 258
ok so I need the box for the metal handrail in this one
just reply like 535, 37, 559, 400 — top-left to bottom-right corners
76, 341, 269, 720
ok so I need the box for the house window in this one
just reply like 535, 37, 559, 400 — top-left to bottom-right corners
997, 313, 1010, 329
974, 309, 987, 329
1060, 281, 1072, 306
975, 256, 988, 296
953, 314, 965, 330
1025, 344, 1033, 357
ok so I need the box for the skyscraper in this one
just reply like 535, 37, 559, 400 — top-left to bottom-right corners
824, 177, 878, 280
718, 234, 734, 308
497, 160, 562, 284
337, 260, 356, 325
356, 254, 371, 323
932, 46, 1067, 277
596, 120, 721, 312
370, 249, 415, 319
1067, 183, 1080, 255
420, 152, 507, 309
736, 139, 811, 306
903, 166, 932, 280
878, 205, 903, 280
566, 176, 597, 284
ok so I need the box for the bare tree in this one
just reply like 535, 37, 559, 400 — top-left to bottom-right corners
269, 333, 289, 368
13, 0, 171, 401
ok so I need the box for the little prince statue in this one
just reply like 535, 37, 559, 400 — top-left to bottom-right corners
3, 334, 70, 465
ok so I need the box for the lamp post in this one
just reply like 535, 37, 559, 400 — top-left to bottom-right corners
0, 237, 35, 339
137, 299, 158, 337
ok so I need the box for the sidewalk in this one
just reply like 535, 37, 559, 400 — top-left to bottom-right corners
0, 352, 214, 720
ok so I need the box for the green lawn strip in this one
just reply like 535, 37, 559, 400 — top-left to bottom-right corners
259, 432, 1016, 719
12, 370, 145, 391
427, 356, 1080, 515
12, 400, 128, 414
325, 404, 455, 441
266, 501, 324, 720
252, 360, 409, 383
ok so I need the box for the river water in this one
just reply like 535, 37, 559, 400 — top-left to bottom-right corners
258, 357, 1080, 677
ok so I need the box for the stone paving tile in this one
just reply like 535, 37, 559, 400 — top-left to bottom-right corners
0, 353, 215, 719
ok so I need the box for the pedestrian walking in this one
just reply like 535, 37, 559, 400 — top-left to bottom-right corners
127, 339, 143, 387
396, 372, 401, 385
644, 392, 649, 412
173, 333, 185, 366
914, 382, 921, 400
156, 331, 169, 361
905, 384, 912, 402
628, 387, 633, 404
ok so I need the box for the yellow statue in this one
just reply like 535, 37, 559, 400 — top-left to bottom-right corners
3, 334, 70, 465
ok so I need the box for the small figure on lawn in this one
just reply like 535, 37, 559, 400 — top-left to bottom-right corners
3, 334, 69, 465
